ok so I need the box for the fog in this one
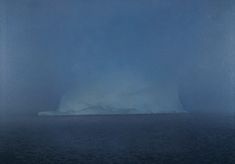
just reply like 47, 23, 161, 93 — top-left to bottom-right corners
1, 0, 235, 115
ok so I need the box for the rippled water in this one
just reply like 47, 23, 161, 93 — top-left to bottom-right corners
0, 114, 234, 164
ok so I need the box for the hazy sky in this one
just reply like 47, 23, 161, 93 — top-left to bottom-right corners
1, 0, 235, 115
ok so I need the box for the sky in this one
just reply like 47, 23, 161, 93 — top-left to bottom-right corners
1, 0, 235, 115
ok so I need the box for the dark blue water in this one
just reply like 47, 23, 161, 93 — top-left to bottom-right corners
0, 114, 235, 164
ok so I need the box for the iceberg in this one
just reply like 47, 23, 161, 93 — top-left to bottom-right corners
39, 71, 185, 116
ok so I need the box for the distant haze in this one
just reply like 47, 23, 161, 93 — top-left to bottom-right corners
1, 0, 235, 115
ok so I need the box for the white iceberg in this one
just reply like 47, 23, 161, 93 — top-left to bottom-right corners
39, 71, 185, 116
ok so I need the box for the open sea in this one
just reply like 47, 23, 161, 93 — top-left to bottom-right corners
0, 114, 235, 164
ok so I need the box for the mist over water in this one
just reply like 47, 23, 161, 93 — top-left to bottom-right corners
2, 2, 235, 164
1, 0, 235, 115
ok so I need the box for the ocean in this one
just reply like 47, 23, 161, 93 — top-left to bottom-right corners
0, 114, 234, 164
